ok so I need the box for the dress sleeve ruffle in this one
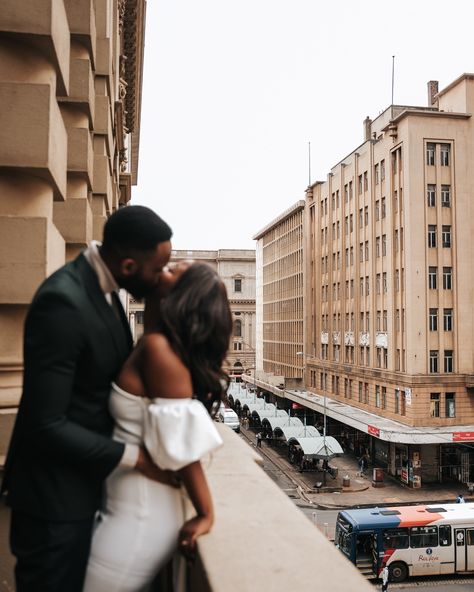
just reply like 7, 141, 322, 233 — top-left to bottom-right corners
143, 399, 223, 471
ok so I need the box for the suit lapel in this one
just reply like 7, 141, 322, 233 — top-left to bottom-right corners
75, 255, 132, 359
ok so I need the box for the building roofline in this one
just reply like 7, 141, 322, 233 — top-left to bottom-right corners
436, 73, 474, 98
253, 200, 305, 240
383, 108, 471, 130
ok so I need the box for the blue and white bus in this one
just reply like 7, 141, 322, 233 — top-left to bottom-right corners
335, 503, 474, 582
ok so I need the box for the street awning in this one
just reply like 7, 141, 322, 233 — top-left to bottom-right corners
234, 396, 258, 407
262, 416, 303, 431
287, 436, 343, 459
274, 425, 320, 440
244, 401, 269, 412
254, 408, 288, 421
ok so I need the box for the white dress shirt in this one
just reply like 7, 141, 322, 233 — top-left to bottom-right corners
83, 241, 139, 469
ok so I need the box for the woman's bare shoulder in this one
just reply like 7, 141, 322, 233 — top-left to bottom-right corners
140, 333, 193, 398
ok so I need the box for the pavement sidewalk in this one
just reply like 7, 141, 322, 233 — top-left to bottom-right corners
241, 426, 469, 510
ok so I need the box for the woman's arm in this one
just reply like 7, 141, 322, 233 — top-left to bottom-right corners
178, 461, 214, 557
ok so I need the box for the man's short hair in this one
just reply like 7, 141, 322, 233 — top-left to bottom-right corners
102, 205, 172, 254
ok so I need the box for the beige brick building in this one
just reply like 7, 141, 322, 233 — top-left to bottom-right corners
0, 0, 146, 455
252, 75, 474, 487
254, 202, 305, 388
128, 249, 256, 375
303, 74, 474, 485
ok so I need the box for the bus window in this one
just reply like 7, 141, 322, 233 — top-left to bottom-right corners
439, 525, 452, 547
410, 526, 438, 548
467, 530, 474, 546
383, 528, 409, 550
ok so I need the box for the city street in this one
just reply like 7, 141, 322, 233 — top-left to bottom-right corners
243, 431, 474, 592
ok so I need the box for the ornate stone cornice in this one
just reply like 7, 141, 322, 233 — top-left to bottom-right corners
121, 0, 145, 135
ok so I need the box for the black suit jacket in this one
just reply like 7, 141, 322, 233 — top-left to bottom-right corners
2, 254, 133, 521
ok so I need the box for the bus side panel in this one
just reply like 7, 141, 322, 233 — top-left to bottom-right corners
411, 545, 456, 577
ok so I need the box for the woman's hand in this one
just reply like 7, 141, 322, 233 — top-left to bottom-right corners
178, 515, 213, 562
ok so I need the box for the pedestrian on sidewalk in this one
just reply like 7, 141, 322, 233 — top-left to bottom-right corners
456, 493, 466, 503
256, 432, 262, 448
381, 565, 389, 592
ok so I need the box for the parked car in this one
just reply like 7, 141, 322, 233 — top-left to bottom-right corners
217, 406, 240, 433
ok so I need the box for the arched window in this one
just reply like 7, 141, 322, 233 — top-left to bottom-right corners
234, 319, 242, 337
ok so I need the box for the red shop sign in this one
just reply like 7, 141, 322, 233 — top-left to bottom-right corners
453, 432, 474, 442
368, 425, 380, 437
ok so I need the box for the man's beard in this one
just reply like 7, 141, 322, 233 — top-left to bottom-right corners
119, 275, 156, 300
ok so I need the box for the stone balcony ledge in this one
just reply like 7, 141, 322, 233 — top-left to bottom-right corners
189, 424, 371, 592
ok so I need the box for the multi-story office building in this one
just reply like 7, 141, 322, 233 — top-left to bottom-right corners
254, 202, 305, 388
128, 249, 256, 375
0, 0, 146, 455
304, 74, 474, 486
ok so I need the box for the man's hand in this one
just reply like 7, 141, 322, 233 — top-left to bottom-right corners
135, 446, 180, 488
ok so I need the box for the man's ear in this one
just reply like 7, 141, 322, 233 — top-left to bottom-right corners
120, 258, 138, 277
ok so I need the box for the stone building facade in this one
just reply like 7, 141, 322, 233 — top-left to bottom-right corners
0, 0, 146, 455
254, 202, 305, 387
128, 249, 256, 375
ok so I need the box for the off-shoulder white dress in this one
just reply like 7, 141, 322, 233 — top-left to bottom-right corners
83, 382, 222, 592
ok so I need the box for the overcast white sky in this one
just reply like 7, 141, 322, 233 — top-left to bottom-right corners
132, 0, 474, 250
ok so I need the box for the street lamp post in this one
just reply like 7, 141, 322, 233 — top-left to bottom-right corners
296, 350, 329, 486
296, 350, 327, 442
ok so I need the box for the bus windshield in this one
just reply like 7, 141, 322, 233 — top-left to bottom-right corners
335, 519, 352, 557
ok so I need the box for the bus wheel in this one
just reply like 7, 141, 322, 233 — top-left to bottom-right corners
389, 562, 408, 583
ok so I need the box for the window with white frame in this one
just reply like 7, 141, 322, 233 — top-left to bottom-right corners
441, 185, 451, 207
429, 309, 438, 331
426, 143, 435, 165
442, 225, 451, 248
444, 350, 453, 373
429, 350, 439, 373
428, 225, 437, 248
443, 267, 452, 290
234, 278, 242, 292
445, 393, 456, 418
440, 143, 450, 166
444, 308, 453, 331
430, 393, 440, 417
427, 184, 436, 207
429, 266, 437, 289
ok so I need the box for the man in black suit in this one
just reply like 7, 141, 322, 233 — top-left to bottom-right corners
2, 205, 175, 592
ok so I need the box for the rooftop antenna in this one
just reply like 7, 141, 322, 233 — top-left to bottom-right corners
308, 141, 311, 186
391, 55, 395, 106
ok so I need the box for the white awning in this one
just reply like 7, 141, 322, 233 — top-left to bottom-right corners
254, 408, 288, 420
287, 436, 343, 459
274, 425, 320, 440
243, 376, 474, 445
262, 416, 303, 431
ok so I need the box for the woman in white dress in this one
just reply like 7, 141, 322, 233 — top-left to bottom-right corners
83, 262, 232, 591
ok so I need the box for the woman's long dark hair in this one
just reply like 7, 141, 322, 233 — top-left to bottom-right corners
157, 263, 232, 413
